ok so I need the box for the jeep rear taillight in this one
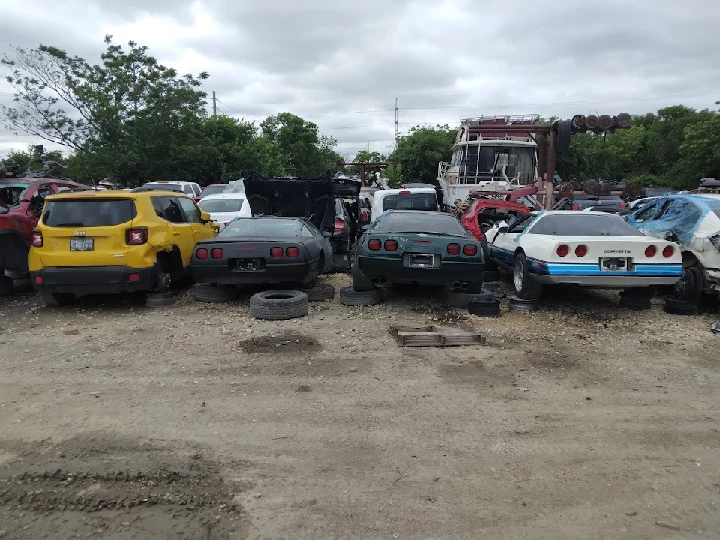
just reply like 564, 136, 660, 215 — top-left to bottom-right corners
31, 230, 43, 247
125, 227, 148, 245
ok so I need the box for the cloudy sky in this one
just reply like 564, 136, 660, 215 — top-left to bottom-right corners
1, 0, 719, 159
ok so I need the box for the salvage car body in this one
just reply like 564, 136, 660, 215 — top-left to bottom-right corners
0, 178, 83, 283
242, 173, 362, 269
355, 210, 484, 289
487, 211, 683, 289
189, 216, 333, 286
624, 194, 720, 293
197, 193, 251, 231
29, 190, 217, 301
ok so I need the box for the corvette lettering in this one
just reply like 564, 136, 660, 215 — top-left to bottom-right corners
603, 250, 630, 254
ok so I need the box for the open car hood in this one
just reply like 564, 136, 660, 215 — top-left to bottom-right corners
243, 173, 361, 232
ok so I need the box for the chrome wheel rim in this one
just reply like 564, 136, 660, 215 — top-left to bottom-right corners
513, 259, 523, 291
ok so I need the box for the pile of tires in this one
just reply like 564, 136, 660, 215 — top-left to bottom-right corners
508, 295, 537, 312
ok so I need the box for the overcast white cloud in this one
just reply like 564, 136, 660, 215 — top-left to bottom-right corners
1, 0, 719, 158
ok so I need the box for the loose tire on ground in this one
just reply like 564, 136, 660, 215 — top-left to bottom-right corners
663, 297, 698, 316
447, 289, 494, 309
468, 297, 501, 317
250, 290, 309, 320
145, 291, 176, 308
512, 252, 543, 300
191, 284, 239, 303
339, 286, 382, 306
37, 288, 74, 306
0, 276, 13, 297
303, 283, 336, 302
508, 295, 538, 312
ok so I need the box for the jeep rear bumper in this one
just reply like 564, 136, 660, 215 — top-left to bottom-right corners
31, 266, 157, 295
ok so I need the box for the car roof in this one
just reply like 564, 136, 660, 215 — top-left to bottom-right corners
144, 180, 197, 185
45, 189, 194, 201
532, 210, 622, 216
384, 209, 453, 217
199, 193, 245, 201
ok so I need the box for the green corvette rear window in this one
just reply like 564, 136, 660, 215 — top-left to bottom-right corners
372, 212, 465, 236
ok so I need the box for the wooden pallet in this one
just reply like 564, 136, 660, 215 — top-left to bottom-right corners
389, 324, 486, 347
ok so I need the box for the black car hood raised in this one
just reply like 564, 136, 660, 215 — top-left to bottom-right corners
243, 173, 361, 231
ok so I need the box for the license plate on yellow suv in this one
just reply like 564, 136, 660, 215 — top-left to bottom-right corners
70, 238, 94, 251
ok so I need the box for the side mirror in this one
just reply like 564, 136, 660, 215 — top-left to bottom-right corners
200, 211, 211, 223
498, 226, 509, 234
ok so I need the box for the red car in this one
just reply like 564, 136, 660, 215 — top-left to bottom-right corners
459, 198, 531, 272
460, 198, 531, 241
0, 177, 83, 295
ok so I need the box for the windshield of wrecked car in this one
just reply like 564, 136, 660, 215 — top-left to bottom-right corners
371, 212, 465, 236
200, 185, 227, 197
199, 198, 245, 213
530, 214, 644, 236
43, 199, 137, 227
219, 218, 303, 237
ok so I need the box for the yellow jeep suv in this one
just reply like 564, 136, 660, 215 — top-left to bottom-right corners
29, 189, 218, 305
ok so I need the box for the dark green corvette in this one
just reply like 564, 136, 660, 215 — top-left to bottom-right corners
353, 210, 485, 291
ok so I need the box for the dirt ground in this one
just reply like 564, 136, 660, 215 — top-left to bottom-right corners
0, 274, 719, 539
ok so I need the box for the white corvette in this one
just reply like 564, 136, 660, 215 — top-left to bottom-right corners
485, 211, 683, 299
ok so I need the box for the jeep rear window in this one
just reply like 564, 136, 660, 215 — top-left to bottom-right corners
382, 193, 437, 211
43, 199, 136, 227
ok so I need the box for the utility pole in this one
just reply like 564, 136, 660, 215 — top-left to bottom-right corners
394, 97, 399, 143
212, 91, 217, 117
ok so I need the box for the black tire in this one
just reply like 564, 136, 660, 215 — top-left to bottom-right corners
339, 286, 382, 306
673, 264, 704, 303
250, 290, 309, 320
37, 288, 74, 306
145, 291, 176, 308
663, 297, 698, 316
447, 289, 493, 309
303, 283, 336, 302
508, 295, 538, 312
0, 276, 13, 297
468, 297, 501, 317
351, 260, 375, 292
483, 270, 500, 282
191, 284, 239, 303
512, 252, 543, 300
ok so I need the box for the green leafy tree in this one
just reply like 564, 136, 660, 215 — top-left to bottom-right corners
1, 35, 209, 185
675, 115, 720, 186
388, 125, 455, 187
260, 112, 341, 177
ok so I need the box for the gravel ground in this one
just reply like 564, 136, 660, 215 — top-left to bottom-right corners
0, 275, 719, 539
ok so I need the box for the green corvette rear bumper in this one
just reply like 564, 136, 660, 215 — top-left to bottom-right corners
358, 256, 483, 285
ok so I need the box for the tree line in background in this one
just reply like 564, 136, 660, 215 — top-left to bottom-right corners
1, 37, 719, 190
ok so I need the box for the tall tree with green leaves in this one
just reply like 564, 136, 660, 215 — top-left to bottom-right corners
260, 112, 342, 177
388, 125, 455, 187
1, 35, 209, 185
